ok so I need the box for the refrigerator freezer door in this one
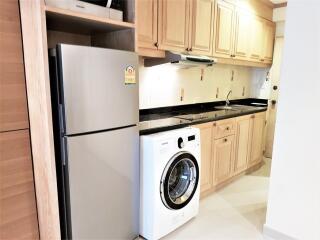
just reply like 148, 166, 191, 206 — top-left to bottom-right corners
66, 126, 139, 239
58, 44, 139, 135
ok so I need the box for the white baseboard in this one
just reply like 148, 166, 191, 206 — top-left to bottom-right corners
263, 224, 298, 240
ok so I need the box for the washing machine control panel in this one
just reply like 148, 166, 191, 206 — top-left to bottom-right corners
177, 134, 197, 149
177, 137, 184, 149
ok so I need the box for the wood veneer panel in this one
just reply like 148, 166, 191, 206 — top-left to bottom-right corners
19, 0, 61, 238
0, 0, 29, 132
0, 130, 39, 239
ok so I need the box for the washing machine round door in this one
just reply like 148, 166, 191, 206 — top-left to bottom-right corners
160, 152, 199, 210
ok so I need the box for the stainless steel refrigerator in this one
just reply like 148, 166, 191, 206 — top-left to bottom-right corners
49, 44, 139, 240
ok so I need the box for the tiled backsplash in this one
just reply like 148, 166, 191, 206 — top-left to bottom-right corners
139, 58, 270, 109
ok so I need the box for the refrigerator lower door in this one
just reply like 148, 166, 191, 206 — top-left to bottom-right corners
65, 126, 139, 239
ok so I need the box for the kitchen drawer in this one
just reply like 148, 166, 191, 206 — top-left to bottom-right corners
214, 118, 236, 139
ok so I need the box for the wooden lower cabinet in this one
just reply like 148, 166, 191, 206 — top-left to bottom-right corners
213, 135, 235, 185
0, 130, 39, 239
195, 112, 266, 197
234, 115, 252, 174
195, 122, 214, 193
248, 112, 266, 167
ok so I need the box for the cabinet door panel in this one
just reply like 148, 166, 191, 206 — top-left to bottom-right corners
195, 123, 213, 194
190, 0, 215, 55
213, 135, 235, 185
234, 10, 251, 60
0, 0, 29, 132
137, 0, 158, 49
158, 0, 190, 52
249, 16, 264, 61
234, 115, 251, 174
0, 130, 39, 239
262, 20, 275, 63
249, 112, 266, 167
213, 0, 235, 58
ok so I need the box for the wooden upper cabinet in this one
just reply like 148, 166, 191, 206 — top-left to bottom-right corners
213, 0, 235, 58
138, 0, 274, 65
189, 0, 215, 56
0, 130, 39, 239
262, 20, 275, 63
0, 0, 29, 132
233, 10, 251, 60
234, 115, 251, 175
249, 17, 275, 63
248, 112, 266, 167
249, 16, 264, 61
194, 122, 213, 195
158, 0, 190, 52
137, 0, 158, 50
213, 135, 235, 185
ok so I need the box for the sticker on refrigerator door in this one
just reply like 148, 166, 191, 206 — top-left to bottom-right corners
124, 66, 136, 85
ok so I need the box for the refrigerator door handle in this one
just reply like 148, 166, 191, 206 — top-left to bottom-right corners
61, 137, 68, 166
59, 104, 66, 135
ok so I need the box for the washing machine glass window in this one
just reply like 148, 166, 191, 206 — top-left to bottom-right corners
160, 152, 199, 210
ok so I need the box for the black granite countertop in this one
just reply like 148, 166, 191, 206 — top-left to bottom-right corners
139, 98, 268, 135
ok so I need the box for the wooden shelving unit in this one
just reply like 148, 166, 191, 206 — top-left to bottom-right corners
45, 6, 135, 34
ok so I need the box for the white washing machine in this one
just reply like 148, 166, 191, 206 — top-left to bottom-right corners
140, 127, 201, 240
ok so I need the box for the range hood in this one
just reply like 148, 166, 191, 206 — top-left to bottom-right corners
144, 51, 217, 68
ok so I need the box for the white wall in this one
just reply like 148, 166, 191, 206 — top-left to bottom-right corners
139, 60, 269, 109
250, 68, 271, 99
264, 1, 320, 239
273, 7, 287, 37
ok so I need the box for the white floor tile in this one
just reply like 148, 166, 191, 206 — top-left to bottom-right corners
162, 159, 271, 240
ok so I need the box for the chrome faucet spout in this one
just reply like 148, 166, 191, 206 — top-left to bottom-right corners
226, 90, 232, 107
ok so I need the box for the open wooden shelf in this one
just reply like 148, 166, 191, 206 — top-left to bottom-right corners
45, 6, 135, 35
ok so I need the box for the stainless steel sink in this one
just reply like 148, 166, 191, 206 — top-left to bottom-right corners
215, 104, 253, 111
174, 113, 210, 121
214, 105, 239, 111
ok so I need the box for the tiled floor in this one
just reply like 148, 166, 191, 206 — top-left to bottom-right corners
162, 158, 271, 240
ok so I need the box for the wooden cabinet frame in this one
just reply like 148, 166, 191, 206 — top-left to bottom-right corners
19, 1, 61, 239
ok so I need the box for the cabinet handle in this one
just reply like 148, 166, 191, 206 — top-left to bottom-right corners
213, 123, 217, 127
224, 138, 228, 142
185, 48, 189, 51
189, 47, 192, 51
260, 59, 265, 62
251, 115, 255, 119
154, 42, 158, 47
226, 127, 230, 131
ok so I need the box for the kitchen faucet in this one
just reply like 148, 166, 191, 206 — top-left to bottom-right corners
225, 90, 232, 108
